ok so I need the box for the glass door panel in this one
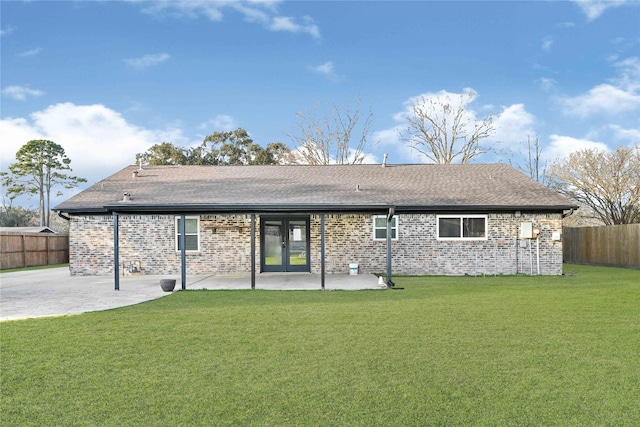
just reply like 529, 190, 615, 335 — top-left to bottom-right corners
263, 221, 283, 271
287, 221, 308, 271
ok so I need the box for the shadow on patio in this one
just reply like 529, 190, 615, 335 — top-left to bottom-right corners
184, 272, 385, 291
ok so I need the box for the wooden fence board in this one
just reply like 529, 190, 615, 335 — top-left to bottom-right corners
0, 233, 69, 270
563, 224, 640, 268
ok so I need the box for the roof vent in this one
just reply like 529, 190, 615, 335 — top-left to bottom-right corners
382, 153, 388, 167
122, 192, 131, 202
355, 184, 362, 192
132, 170, 139, 179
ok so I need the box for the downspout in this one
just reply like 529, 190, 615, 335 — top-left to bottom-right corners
57, 211, 71, 221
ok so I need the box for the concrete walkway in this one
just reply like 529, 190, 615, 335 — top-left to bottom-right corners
0, 267, 383, 321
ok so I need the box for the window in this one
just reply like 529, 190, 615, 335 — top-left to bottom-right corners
437, 215, 487, 240
373, 215, 398, 240
175, 216, 199, 251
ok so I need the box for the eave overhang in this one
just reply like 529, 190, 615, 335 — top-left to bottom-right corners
54, 202, 578, 216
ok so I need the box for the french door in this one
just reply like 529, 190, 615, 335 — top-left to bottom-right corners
261, 217, 310, 272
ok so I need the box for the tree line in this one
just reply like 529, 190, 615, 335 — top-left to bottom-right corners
2, 93, 639, 228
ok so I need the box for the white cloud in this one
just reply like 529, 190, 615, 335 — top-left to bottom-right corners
545, 135, 609, 161
559, 57, 640, 117
133, 0, 224, 20
0, 25, 15, 37
561, 83, 640, 117
18, 47, 41, 58
542, 37, 554, 52
609, 125, 640, 143
538, 77, 557, 92
612, 56, 640, 92
198, 114, 239, 132
571, 0, 633, 21
555, 22, 576, 29
269, 15, 320, 39
492, 104, 536, 147
125, 53, 170, 70
0, 103, 189, 197
132, 0, 320, 39
1, 85, 44, 101
307, 61, 342, 82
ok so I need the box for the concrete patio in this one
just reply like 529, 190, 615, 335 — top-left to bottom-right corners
0, 267, 384, 321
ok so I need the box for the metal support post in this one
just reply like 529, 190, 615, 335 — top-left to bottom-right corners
251, 214, 256, 289
321, 213, 325, 290
113, 212, 120, 291
180, 214, 186, 290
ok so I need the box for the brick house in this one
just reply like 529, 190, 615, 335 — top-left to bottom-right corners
54, 163, 577, 288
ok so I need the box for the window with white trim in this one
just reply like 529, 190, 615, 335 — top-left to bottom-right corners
373, 215, 398, 240
175, 216, 200, 251
437, 215, 487, 240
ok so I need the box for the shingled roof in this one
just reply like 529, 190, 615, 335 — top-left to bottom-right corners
54, 164, 577, 214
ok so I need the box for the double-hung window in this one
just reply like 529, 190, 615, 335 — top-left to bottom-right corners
437, 215, 487, 240
373, 215, 398, 240
175, 216, 200, 251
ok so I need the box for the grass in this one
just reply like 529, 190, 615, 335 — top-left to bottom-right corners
1, 264, 639, 426
0, 263, 69, 274
265, 255, 308, 266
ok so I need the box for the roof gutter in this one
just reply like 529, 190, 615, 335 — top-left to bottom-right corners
101, 203, 394, 215
56, 203, 580, 216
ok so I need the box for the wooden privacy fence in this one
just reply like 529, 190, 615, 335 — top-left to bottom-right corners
563, 224, 640, 268
0, 233, 69, 270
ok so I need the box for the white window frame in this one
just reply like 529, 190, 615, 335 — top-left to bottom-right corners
373, 215, 398, 241
175, 216, 200, 252
436, 215, 487, 241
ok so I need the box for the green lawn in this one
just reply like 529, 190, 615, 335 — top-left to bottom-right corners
0, 263, 69, 273
1, 264, 639, 426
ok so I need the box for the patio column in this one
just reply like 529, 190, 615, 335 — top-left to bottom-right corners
386, 207, 394, 287
251, 214, 256, 289
113, 212, 119, 291
180, 214, 186, 290
321, 213, 325, 290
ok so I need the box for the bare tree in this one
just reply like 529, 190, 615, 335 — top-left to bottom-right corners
509, 135, 546, 183
401, 90, 495, 163
524, 135, 544, 183
0, 193, 38, 227
289, 100, 376, 165
548, 145, 640, 225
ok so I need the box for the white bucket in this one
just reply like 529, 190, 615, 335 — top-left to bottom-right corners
349, 263, 358, 275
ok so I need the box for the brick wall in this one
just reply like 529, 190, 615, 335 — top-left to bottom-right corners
311, 213, 563, 276
68, 212, 564, 276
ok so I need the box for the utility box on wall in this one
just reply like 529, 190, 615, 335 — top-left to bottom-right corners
519, 222, 533, 239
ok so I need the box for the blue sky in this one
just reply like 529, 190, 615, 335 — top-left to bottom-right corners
1, 0, 639, 206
